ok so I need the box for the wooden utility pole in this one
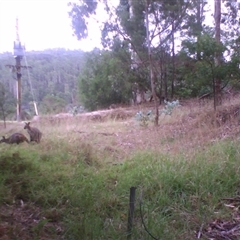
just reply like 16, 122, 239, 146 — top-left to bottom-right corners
6, 18, 31, 122
15, 54, 22, 122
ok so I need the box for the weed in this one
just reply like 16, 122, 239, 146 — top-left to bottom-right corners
161, 99, 180, 115
135, 110, 153, 127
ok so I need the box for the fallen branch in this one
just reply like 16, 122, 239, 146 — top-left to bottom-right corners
197, 223, 204, 239
221, 197, 240, 202
76, 131, 117, 136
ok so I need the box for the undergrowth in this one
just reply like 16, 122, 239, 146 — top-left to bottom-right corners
0, 139, 240, 239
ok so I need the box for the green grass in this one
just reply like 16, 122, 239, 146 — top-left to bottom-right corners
0, 138, 240, 239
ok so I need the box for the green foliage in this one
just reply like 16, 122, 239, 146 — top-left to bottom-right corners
1, 0, 240, 117
135, 110, 153, 127
0, 82, 16, 121
197, 34, 225, 61
68, 0, 98, 40
161, 100, 180, 115
68, 105, 85, 116
79, 49, 133, 111
178, 33, 240, 98
0, 49, 85, 117
117, 0, 146, 53
39, 94, 67, 114
68, 0, 240, 110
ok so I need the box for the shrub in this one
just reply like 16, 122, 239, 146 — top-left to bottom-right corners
161, 100, 180, 115
135, 110, 153, 127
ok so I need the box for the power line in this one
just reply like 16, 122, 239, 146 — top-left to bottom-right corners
23, 49, 39, 116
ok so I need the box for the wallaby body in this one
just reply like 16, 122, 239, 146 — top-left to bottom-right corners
0, 133, 29, 144
24, 122, 42, 143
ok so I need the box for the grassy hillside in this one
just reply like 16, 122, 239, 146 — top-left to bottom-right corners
1, 97, 240, 239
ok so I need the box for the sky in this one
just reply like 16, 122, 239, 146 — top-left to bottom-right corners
0, 0, 221, 54
0, 0, 105, 53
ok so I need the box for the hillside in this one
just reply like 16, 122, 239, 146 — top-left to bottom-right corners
21, 95, 240, 159
1, 96, 240, 239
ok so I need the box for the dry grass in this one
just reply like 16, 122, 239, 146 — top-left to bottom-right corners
1, 95, 240, 161
1, 95, 240, 239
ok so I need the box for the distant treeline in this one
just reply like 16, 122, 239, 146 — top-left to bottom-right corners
0, 48, 86, 118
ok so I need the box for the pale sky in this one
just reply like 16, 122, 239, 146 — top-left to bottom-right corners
0, 0, 106, 53
0, 1, 229, 54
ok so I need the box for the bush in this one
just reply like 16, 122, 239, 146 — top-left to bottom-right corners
161, 100, 180, 115
135, 110, 153, 127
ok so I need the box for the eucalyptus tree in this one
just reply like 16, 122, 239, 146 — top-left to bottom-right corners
68, 1, 203, 124
179, 30, 240, 103
221, 0, 240, 39
102, 0, 149, 95
103, 0, 190, 125
79, 47, 134, 111
175, 0, 211, 99
145, 0, 189, 124
221, 0, 240, 89
214, 0, 221, 109
68, 0, 98, 40
181, 0, 208, 59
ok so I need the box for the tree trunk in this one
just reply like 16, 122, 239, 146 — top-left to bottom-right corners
0, 105, 6, 128
196, 0, 202, 60
171, 21, 175, 99
214, 0, 222, 110
146, 0, 159, 126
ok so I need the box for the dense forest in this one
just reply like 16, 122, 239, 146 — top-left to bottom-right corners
1, 0, 240, 122
0, 49, 86, 119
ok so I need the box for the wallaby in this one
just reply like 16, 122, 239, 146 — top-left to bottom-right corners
24, 122, 42, 143
0, 133, 29, 144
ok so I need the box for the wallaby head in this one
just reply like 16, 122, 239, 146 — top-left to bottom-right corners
0, 136, 7, 143
24, 122, 42, 143
24, 122, 31, 130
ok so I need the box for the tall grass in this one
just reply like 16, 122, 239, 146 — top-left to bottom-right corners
0, 137, 240, 239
